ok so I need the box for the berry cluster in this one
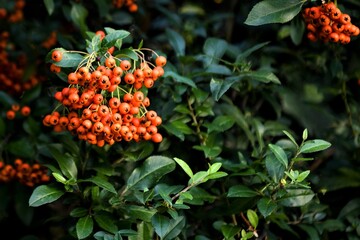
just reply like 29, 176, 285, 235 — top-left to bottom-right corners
43, 31, 166, 147
302, 2, 359, 44
42, 31, 58, 49
112, 0, 138, 12
0, 0, 25, 23
0, 159, 50, 187
6, 103, 31, 120
0, 31, 43, 95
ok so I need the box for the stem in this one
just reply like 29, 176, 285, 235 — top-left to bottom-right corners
341, 78, 354, 135
171, 184, 194, 201
187, 97, 205, 144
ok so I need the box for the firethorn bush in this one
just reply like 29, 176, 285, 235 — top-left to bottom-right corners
0, 0, 360, 239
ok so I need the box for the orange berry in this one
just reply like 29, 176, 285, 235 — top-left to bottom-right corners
51, 50, 63, 62
151, 133, 163, 143
105, 56, 116, 68
6, 110, 16, 120
155, 56, 167, 67
95, 30, 106, 40
20, 106, 31, 116
11, 104, 20, 112
120, 60, 131, 71
50, 63, 61, 73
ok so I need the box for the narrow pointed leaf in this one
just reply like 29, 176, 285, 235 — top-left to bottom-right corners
268, 144, 288, 168
299, 139, 331, 153
174, 157, 193, 178
29, 185, 65, 207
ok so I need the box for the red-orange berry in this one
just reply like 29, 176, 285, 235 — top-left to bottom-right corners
95, 30, 106, 40
6, 110, 16, 120
120, 60, 131, 71
50, 63, 61, 73
51, 50, 63, 62
155, 56, 167, 67
151, 133, 163, 143
20, 106, 31, 116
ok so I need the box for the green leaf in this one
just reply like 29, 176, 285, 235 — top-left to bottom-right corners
241, 70, 281, 84
257, 197, 277, 218
299, 139, 331, 153
316, 219, 346, 233
163, 120, 194, 141
203, 38, 228, 67
227, 185, 259, 198
189, 171, 208, 185
205, 64, 232, 75
205, 171, 228, 180
338, 198, 360, 220
21, 84, 42, 103
126, 156, 176, 191
0, 91, 16, 106
210, 77, 241, 101
48, 145, 78, 180
52, 172, 67, 183
208, 162, 222, 174
282, 130, 299, 148
6, 138, 36, 159
302, 128, 308, 140
163, 70, 197, 88
193, 145, 222, 159
102, 28, 130, 48
220, 224, 241, 239
174, 157, 193, 178
44, 0, 55, 15
76, 215, 94, 239
245, 0, 305, 26
297, 170, 310, 182
70, 207, 88, 218
182, 187, 216, 205
125, 205, 157, 222
116, 48, 139, 61
94, 211, 118, 234
236, 41, 270, 63
278, 189, 315, 207
205, 115, 235, 133
290, 16, 305, 45
70, 3, 88, 34
166, 28, 185, 56
80, 176, 117, 194
268, 144, 288, 168
298, 224, 320, 240
151, 214, 185, 240
265, 152, 285, 183
28, 185, 65, 207
247, 209, 259, 229
131, 221, 154, 240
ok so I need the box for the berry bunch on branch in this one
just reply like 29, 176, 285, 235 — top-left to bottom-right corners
0, 159, 50, 187
302, 1, 359, 44
43, 28, 166, 147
